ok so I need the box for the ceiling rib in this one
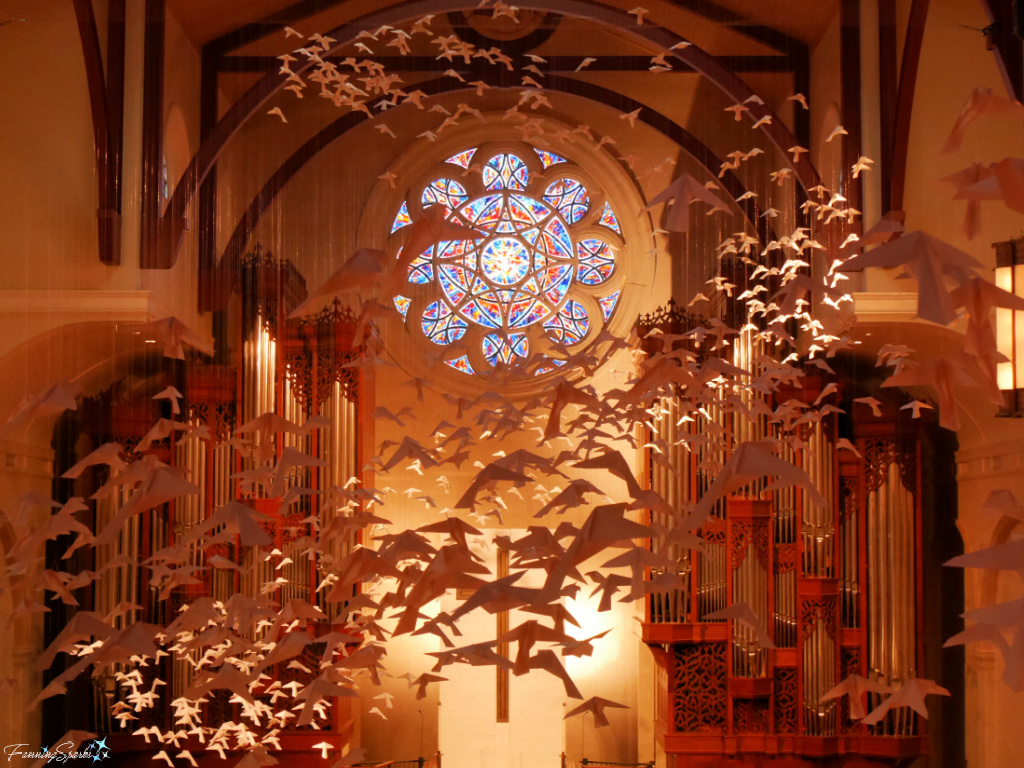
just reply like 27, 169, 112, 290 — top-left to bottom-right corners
201, 75, 771, 310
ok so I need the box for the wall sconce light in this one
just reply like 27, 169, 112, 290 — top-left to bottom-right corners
995, 237, 1024, 416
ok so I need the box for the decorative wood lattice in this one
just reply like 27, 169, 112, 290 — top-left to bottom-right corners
773, 666, 798, 734
840, 646, 861, 733
755, 523, 771, 571
733, 698, 770, 734
284, 300, 361, 414
319, 349, 361, 401
801, 597, 838, 640
189, 401, 236, 442
838, 474, 857, 523
862, 438, 916, 494
731, 520, 754, 569
774, 542, 797, 573
672, 643, 727, 733
730, 520, 772, 571
240, 246, 307, 332
635, 299, 712, 367
702, 516, 727, 546
636, 298, 705, 337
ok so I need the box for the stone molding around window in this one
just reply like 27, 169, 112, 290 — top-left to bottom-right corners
358, 117, 655, 395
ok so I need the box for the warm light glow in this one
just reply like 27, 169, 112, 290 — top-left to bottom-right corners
995, 264, 1024, 391
563, 585, 624, 682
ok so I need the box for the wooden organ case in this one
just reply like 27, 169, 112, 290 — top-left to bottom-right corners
46, 249, 370, 756
637, 301, 930, 767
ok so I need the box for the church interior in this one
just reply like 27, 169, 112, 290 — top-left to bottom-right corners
6, 0, 1024, 766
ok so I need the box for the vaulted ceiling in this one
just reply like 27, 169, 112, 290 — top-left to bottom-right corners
166, 0, 840, 50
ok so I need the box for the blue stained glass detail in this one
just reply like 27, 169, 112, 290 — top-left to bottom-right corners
446, 149, 476, 168
461, 195, 503, 226
524, 197, 551, 220
462, 299, 501, 329
543, 178, 590, 224
509, 297, 548, 328
483, 153, 529, 191
535, 149, 567, 168
422, 178, 469, 211
544, 217, 573, 259
599, 201, 621, 234
391, 201, 412, 233
533, 357, 567, 376
391, 144, 626, 374
422, 301, 468, 345
438, 264, 471, 305
543, 300, 590, 345
479, 238, 530, 285
540, 264, 574, 304
446, 355, 476, 374
577, 238, 615, 285
394, 295, 412, 318
436, 239, 472, 260
599, 290, 620, 321
483, 333, 529, 366
407, 249, 434, 284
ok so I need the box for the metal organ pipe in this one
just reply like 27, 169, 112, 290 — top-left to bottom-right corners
318, 381, 359, 621
634, 314, 926, 756
242, 318, 276, 610
866, 456, 917, 736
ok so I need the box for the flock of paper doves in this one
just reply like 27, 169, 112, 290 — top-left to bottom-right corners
14, 1, 1024, 762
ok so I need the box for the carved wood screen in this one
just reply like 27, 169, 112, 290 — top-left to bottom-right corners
638, 314, 926, 766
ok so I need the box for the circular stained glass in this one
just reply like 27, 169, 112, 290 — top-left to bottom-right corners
440, 192, 575, 333
480, 238, 530, 285
390, 144, 625, 377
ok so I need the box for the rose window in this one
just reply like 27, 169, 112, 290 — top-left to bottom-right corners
390, 143, 625, 377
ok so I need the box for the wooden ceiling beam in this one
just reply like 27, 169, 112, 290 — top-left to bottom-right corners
151, 0, 820, 270
216, 53, 795, 74
979, 0, 1024, 102
206, 0, 807, 58
72, 0, 126, 266
205, 0, 346, 57
200, 75, 772, 311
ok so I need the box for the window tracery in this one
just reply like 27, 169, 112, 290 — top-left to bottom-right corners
388, 142, 625, 377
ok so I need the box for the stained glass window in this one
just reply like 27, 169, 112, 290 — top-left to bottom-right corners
161, 157, 171, 201
422, 178, 469, 211
576, 239, 616, 285
446, 355, 476, 374
405, 248, 433, 284
483, 332, 529, 366
543, 300, 590, 345
391, 201, 412, 233
543, 179, 590, 225
389, 144, 624, 376
599, 201, 621, 234
535, 149, 566, 168
446, 149, 476, 168
483, 153, 529, 191
599, 290, 621, 320
422, 300, 468, 345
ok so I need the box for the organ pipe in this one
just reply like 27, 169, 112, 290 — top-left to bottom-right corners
640, 328, 922, 749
